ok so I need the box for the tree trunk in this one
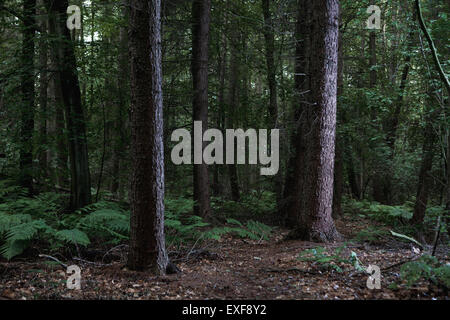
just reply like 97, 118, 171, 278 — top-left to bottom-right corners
212, 31, 227, 196
191, 0, 211, 217
127, 0, 168, 273
19, 0, 36, 194
447, 128, 450, 211
369, 31, 377, 88
411, 108, 437, 224
284, 0, 310, 226
227, 27, 240, 202
111, 3, 129, 198
333, 6, 344, 219
38, 0, 48, 183
46, 0, 92, 210
261, 0, 282, 211
295, 0, 340, 242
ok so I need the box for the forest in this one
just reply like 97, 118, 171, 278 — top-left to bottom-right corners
0, 0, 449, 301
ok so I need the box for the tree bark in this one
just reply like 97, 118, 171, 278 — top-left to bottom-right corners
127, 0, 168, 273
191, 0, 211, 217
295, 0, 340, 242
333, 6, 344, 219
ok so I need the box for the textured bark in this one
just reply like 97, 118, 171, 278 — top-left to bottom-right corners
191, 0, 211, 217
284, 0, 310, 226
19, 0, 36, 194
128, 0, 168, 273
296, 0, 340, 242
333, 10, 344, 219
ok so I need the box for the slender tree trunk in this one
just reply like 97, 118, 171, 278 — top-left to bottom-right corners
19, 0, 36, 194
111, 3, 129, 198
212, 31, 227, 196
127, 0, 168, 273
46, 0, 92, 210
38, 0, 48, 182
284, 0, 310, 226
295, 0, 340, 242
228, 27, 240, 202
446, 128, 450, 211
346, 154, 361, 199
261, 0, 278, 125
369, 30, 377, 88
191, 0, 211, 217
261, 0, 282, 210
47, 45, 67, 188
411, 107, 437, 224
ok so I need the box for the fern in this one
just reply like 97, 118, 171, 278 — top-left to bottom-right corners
400, 255, 450, 288
0, 219, 51, 259
55, 229, 90, 247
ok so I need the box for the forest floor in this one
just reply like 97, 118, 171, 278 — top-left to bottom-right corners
0, 214, 448, 300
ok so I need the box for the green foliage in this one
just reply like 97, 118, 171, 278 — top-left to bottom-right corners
0, 190, 274, 259
400, 255, 450, 288
345, 199, 412, 225
353, 226, 389, 244
165, 197, 273, 244
204, 219, 272, 242
298, 244, 364, 273
0, 191, 120, 259
211, 191, 276, 217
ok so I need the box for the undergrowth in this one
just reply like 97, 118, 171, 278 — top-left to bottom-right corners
0, 181, 273, 260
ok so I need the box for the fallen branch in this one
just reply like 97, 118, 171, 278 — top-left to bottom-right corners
73, 257, 112, 267
38, 254, 68, 269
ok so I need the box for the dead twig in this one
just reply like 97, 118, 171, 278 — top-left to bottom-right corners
38, 254, 68, 268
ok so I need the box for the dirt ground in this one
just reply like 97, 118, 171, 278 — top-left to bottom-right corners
0, 215, 448, 300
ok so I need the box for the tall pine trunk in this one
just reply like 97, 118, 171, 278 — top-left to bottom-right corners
127, 0, 168, 273
296, 0, 340, 242
191, 0, 211, 217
